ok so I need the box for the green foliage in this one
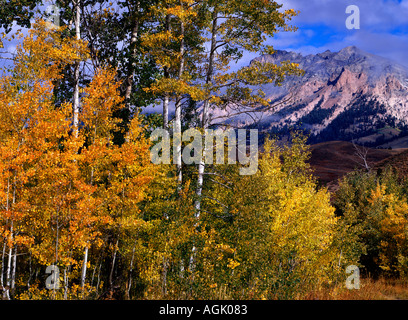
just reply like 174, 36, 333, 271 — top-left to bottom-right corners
196, 133, 340, 299
0, 0, 41, 33
334, 167, 408, 278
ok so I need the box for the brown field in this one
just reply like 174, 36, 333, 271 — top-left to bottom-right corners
304, 278, 408, 300
308, 141, 406, 191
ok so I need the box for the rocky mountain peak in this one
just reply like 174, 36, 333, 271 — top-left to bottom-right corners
231, 47, 408, 147
335, 45, 362, 56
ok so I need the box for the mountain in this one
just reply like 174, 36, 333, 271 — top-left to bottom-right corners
224, 46, 408, 147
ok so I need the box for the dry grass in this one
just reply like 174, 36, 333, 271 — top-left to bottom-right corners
304, 278, 408, 300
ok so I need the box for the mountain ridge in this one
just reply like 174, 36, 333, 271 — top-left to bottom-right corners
224, 46, 408, 147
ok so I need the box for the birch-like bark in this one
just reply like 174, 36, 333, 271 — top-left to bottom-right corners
91, 252, 100, 287
10, 246, 16, 297
127, 241, 136, 299
163, 95, 169, 130
73, 0, 81, 138
190, 9, 218, 275
4, 245, 11, 300
80, 245, 88, 293
1, 239, 5, 289
174, 18, 185, 187
0, 179, 8, 293
4, 177, 14, 300
64, 268, 68, 300
96, 260, 102, 294
27, 252, 32, 291
109, 239, 119, 291
194, 9, 218, 217
162, 13, 171, 130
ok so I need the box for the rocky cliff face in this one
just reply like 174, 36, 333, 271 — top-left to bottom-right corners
230, 46, 408, 146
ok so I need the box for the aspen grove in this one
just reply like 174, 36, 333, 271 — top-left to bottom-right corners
1, 1, 403, 300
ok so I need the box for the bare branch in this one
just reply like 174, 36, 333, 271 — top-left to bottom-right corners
352, 140, 371, 171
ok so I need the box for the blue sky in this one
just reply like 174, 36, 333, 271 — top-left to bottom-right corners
233, 0, 408, 70
274, 0, 408, 66
3, 1, 408, 71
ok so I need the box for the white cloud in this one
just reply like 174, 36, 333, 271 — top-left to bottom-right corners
265, 0, 408, 67
285, 0, 408, 31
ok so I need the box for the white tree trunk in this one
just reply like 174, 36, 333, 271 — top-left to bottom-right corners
73, 0, 81, 138
190, 10, 218, 275
109, 239, 119, 291
10, 246, 16, 297
64, 268, 68, 300
174, 19, 185, 187
163, 95, 169, 130
80, 246, 88, 293
1, 239, 5, 289
127, 241, 136, 299
4, 245, 11, 300
4, 178, 15, 300
162, 13, 171, 130
194, 10, 218, 216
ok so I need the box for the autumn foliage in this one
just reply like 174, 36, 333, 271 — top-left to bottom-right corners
1, 2, 406, 301
0, 21, 156, 299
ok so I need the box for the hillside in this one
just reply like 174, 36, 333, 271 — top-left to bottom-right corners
308, 141, 404, 190
373, 148, 408, 178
